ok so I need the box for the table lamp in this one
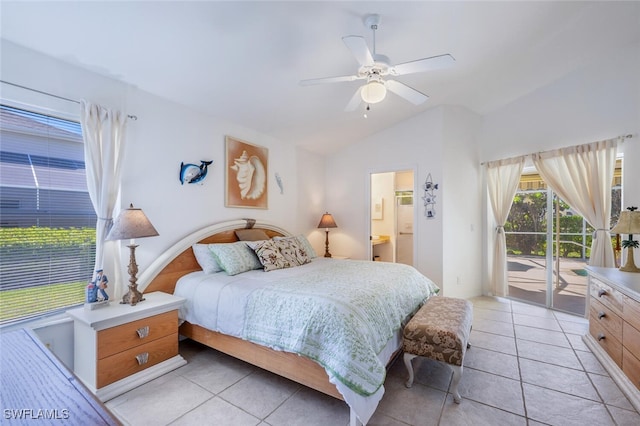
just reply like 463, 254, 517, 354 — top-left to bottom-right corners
317, 212, 338, 258
610, 207, 640, 273
106, 204, 159, 305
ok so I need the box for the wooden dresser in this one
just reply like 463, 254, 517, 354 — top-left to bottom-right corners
66, 291, 186, 402
585, 267, 640, 411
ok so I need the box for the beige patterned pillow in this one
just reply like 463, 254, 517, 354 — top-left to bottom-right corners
275, 238, 311, 266
248, 240, 294, 272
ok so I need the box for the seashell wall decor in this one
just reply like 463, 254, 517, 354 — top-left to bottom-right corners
225, 136, 268, 209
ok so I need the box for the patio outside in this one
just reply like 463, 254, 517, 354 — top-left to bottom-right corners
507, 255, 589, 316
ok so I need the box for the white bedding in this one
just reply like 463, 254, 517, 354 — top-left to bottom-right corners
175, 257, 438, 424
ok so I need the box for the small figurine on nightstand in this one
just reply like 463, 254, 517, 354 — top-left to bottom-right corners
85, 269, 109, 310
95, 269, 109, 301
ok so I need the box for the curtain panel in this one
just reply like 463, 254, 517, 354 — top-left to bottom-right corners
81, 101, 127, 300
532, 138, 619, 268
486, 156, 526, 296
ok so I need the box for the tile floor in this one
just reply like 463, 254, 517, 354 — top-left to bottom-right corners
106, 297, 640, 425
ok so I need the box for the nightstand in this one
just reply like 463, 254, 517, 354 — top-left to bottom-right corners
66, 291, 186, 402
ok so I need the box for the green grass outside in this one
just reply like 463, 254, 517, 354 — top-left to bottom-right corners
0, 281, 85, 323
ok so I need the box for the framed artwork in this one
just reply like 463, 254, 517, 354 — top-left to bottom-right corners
372, 197, 383, 220
225, 136, 268, 209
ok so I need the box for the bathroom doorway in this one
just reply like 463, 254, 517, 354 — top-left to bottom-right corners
370, 169, 415, 266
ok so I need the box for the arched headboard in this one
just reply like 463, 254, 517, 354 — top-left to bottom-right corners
138, 219, 290, 294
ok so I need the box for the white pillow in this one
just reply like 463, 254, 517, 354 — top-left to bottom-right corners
192, 244, 222, 274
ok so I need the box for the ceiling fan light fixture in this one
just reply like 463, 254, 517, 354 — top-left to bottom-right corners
360, 80, 387, 104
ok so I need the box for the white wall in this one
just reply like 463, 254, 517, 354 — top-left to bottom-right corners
0, 40, 325, 360
325, 106, 483, 297
479, 41, 640, 293
442, 106, 483, 298
326, 108, 444, 286
295, 146, 327, 255
1, 39, 322, 287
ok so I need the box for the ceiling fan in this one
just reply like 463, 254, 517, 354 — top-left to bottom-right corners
300, 14, 455, 111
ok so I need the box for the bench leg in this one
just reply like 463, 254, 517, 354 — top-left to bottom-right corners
403, 353, 418, 388
449, 364, 463, 403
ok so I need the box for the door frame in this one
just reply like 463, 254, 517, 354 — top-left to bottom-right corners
366, 165, 418, 266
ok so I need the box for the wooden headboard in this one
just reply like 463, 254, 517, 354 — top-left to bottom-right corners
139, 219, 289, 295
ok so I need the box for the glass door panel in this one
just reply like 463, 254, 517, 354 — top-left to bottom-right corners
550, 196, 588, 315
505, 190, 549, 308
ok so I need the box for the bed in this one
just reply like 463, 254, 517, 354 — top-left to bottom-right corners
138, 219, 439, 425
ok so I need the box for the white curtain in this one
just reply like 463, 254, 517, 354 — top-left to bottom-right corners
81, 101, 127, 300
532, 138, 619, 268
486, 156, 526, 296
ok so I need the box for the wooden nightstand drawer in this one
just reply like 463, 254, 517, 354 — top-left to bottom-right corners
623, 347, 640, 390
590, 297, 623, 341
98, 310, 177, 359
590, 278, 623, 314
590, 318, 622, 367
97, 333, 178, 388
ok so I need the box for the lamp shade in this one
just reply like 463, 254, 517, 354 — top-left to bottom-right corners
317, 212, 338, 229
610, 210, 640, 235
360, 81, 387, 104
106, 204, 159, 241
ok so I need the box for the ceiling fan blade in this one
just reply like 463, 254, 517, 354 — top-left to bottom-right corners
344, 87, 362, 112
299, 75, 359, 86
389, 54, 455, 76
386, 80, 429, 105
342, 36, 374, 67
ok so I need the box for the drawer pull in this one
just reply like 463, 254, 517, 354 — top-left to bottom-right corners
135, 352, 149, 365
136, 326, 150, 339
598, 289, 607, 297
598, 311, 606, 319
597, 333, 606, 341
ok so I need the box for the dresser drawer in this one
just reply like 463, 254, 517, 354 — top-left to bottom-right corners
590, 278, 623, 314
97, 333, 178, 388
98, 310, 177, 359
623, 348, 640, 391
590, 319, 622, 367
624, 295, 640, 332
623, 321, 640, 356
590, 297, 623, 341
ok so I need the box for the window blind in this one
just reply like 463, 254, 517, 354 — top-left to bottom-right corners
0, 104, 96, 324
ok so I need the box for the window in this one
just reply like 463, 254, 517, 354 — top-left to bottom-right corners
0, 105, 96, 324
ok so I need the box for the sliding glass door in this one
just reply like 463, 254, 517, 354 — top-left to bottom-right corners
504, 164, 622, 316
505, 189, 591, 315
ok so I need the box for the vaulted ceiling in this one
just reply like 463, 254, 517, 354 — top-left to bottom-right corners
2, 1, 639, 154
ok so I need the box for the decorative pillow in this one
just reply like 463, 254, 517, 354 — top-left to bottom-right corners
208, 242, 263, 276
248, 240, 294, 272
275, 235, 317, 259
275, 238, 311, 266
235, 228, 270, 241
192, 244, 223, 274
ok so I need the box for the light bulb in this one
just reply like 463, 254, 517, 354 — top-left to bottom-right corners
360, 81, 387, 104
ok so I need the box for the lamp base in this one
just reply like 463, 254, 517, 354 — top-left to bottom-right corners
121, 286, 145, 306
620, 248, 640, 273
324, 229, 332, 258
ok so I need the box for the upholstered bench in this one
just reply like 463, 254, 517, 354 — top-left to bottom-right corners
403, 296, 473, 403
